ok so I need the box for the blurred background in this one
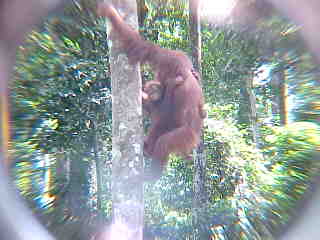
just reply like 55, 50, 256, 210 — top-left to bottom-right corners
3, 0, 320, 239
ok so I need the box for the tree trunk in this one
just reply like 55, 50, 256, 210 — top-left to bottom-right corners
239, 75, 259, 145
271, 73, 281, 123
107, 1, 144, 240
52, 154, 92, 240
271, 70, 288, 125
92, 124, 103, 211
189, 0, 202, 73
279, 73, 289, 125
246, 75, 259, 144
189, 0, 208, 239
0, 85, 11, 168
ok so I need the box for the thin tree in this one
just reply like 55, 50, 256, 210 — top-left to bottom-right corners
189, 0, 209, 239
239, 74, 260, 144
271, 70, 288, 125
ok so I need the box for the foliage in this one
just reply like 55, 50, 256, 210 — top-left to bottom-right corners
199, 122, 320, 240
11, 1, 113, 238
292, 76, 320, 123
144, 104, 267, 239
142, 0, 188, 46
144, 107, 320, 239
257, 122, 320, 233
9, 0, 320, 239
201, 26, 262, 106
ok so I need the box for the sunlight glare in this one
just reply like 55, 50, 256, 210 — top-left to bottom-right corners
201, 0, 237, 19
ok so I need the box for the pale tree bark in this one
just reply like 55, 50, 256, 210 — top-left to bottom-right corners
238, 74, 259, 145
271, 75, 281, 122
279, 73, 289, 126
271, 70, 288, 125
189, 0, 202, 73
189, 0, 208, 239
92, 123, 103, 211
246, 75, 259, 144
106, 1, 144, 240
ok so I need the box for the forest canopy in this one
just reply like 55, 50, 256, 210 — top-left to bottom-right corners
7, 0, 320, 239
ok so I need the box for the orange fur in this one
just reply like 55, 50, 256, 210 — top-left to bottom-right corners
98, 3, 205, 180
